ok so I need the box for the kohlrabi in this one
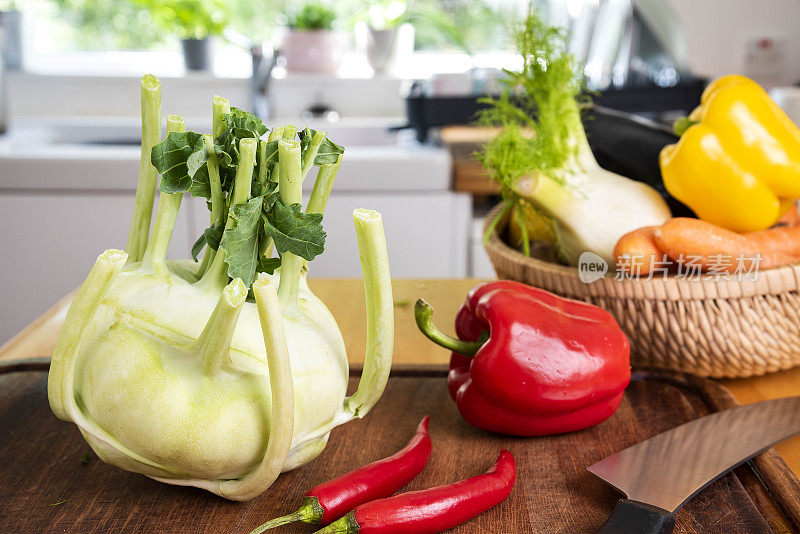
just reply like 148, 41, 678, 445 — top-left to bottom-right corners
47, 74, 394, 501
479, 10, 671, 266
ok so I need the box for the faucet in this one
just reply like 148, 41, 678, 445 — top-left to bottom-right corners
250, 43, 281, 121
224, 29, 280, 121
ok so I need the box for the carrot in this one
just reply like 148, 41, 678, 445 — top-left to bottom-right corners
656, 218, 796, 272
746, 226, 800, 257
613, 226, 668, 276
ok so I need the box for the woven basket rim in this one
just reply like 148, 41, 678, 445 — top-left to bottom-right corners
483, 203, 800, 301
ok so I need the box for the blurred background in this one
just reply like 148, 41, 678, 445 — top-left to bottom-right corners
1, 0, 800, 342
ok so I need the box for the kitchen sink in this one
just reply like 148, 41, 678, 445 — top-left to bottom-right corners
0, 116, 449, 192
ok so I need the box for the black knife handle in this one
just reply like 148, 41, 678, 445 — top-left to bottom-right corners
595, 499, 675, 534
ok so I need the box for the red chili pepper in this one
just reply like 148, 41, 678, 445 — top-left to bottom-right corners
416, 280, 630, 436
247, 416, 432, 533
314, 450, 516, 534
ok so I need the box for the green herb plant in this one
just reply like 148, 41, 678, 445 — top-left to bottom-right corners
478, 7, 671, 265
132, 0, 228, 39
47, 74, 394, 501
287, 2, 337, 31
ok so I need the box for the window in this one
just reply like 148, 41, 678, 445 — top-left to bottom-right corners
21, 0, 526, 77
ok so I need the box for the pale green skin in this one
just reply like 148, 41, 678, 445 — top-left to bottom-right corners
46, 76, 394, 501
74, 267, 346, 479
49, 212, 393, 501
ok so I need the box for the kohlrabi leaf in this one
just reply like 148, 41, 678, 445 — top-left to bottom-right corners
263, 201, 326, 261
213, 109, 268, 193
152, 132, 207, 194
188, 164, 211, 198
225, 107, 268, 137
257, 256, 282, 275
190, 222, 224, 261
220, 196, 264, 286
252, 173, 278, 200
299, 127, 344, 165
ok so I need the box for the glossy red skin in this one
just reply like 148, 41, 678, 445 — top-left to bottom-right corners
448, 281, 630, 436
310, 416, 432, 525
352, 450, 516, 534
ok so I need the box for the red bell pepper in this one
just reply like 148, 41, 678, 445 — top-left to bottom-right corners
415, 281, 630, 436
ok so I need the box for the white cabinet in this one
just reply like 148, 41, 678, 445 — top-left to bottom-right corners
188, 192, 472, 279
0, 190, 471, 343
0, 192, 195, 343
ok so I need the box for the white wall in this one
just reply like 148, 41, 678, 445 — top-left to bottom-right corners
668, 0, 800, 87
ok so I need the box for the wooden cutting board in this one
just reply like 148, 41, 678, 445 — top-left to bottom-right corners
2, 362, 800, 533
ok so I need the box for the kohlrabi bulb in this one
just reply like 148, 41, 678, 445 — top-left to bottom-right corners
47, 76, 393, 501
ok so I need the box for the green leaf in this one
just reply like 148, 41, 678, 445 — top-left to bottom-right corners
299, 127, 344, 165
152, 131, 206, 194
213, 109, 268, 194
263, 201, 326, 261
220, 196, 264, 287
253, 174, 278, 200
188, 164, 211, 198
225, 107, 267, 137
190, 222, 224, 262
314, 137, 344, 165
257, 256, 282, 275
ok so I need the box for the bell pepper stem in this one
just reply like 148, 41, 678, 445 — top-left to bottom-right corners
414, 299, 485, 357
673, 116, 698, 136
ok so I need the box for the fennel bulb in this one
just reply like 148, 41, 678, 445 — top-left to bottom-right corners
479, 10, 671, 266
47, 75, 393, 501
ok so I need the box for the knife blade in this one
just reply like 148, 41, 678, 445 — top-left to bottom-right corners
587, 396, 800, 534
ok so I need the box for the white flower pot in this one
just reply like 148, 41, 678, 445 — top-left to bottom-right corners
280, 29, 344, 74
356, 22, 415, 76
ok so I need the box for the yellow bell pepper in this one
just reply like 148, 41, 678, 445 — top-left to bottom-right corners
659, 75, 800, 233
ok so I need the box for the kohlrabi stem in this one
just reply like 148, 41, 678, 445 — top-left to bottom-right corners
141, 115, 185, 275
301, 130, 326, 178
306, 155, 341, 215
215, 278, 293, 501
282, 124, 297, 140
301, 155, 341, 272
48, 249, 128, 420
257, 139, 269, 190
125, 74, 161, 263
342, 209, 394, 418
200, 137, 258, 289
414, 299, 486, 357
196, 279, 247, 376
212, 95, 230, 138
197, 134, 225, 276
284, 210, 393, 448
276, 138, 304, 310
268, 127, 283, 183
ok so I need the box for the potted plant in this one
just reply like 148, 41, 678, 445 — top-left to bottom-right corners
281, 2, 342, 74
0, 1, 21, 71
134, 0, 228, 71
354, 0, 414, 76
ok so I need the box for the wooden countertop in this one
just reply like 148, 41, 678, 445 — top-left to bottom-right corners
3, 278, 800, 477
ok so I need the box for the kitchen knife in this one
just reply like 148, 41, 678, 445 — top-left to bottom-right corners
587, 396, 800, 534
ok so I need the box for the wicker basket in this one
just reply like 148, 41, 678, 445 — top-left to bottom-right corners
482, 204, 800, 378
